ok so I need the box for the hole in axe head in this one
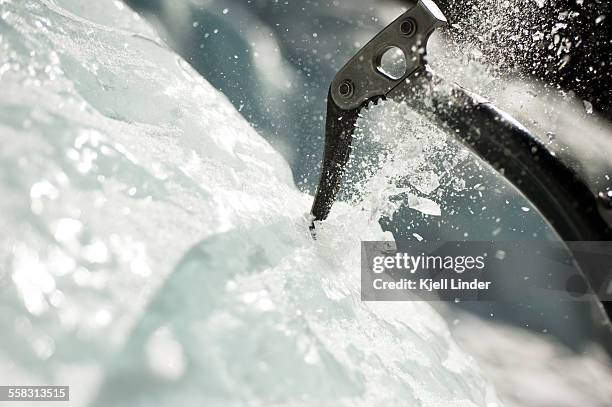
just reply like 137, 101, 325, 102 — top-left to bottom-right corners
338, 80, 354, 98
400, 18, 417, 36
376, 46, 407, 80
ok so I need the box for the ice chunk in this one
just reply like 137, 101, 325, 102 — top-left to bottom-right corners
408, 194, 442, 216
409, 170, 441, 195
452, 177, 467, 192
348, 100, 467, 221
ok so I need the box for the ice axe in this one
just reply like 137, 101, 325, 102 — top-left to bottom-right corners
310, 0, 612, 321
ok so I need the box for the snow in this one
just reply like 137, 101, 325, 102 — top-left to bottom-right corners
347, 99, 468, 222
0, 1, 499, 406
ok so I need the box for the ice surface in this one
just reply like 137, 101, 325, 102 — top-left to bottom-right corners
0, 1, 499, 406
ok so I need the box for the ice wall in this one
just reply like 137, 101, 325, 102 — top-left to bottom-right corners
0, 0, 498, 406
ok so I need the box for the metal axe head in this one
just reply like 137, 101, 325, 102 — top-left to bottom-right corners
310, 0, 447, 225
330, 0, 447, 111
